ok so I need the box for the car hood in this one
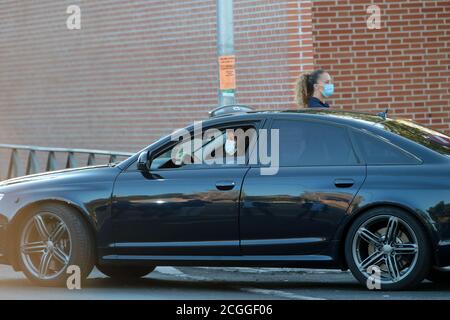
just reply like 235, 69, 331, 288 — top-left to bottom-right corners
0, 164, 117, 187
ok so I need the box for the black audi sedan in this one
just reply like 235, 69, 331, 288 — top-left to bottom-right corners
1, 107, 450, 290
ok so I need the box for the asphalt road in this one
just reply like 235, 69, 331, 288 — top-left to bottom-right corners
0, 265, 450, 300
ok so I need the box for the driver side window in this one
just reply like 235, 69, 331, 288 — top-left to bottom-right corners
150, 124, 257, 171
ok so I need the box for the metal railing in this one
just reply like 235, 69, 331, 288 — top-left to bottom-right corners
0, 144, 134, 181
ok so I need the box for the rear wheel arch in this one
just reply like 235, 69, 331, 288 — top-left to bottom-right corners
336, 203, 437, 269
6, 200, 97, 271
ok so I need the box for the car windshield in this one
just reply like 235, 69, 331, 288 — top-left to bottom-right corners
379, 119, 450, 156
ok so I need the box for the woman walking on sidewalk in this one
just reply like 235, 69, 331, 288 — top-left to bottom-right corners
296, 69, 334, 108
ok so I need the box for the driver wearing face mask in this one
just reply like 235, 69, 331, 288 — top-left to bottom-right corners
225, 130, 237, 156
296, 69, 334, 108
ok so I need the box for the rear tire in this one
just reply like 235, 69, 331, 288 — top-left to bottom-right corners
97, 265, 155, 279
17, 203, 95, 287
344, 207, 430, 291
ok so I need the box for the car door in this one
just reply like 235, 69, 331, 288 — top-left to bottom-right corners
111, 120, 260, 256
240, 117, 366, 255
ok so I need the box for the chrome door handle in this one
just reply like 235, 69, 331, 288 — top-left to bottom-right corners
334, 179, 355, 188
215, 181, 236, 191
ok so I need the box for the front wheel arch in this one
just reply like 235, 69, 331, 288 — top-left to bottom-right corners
336, 203, 436, 270
6, 200, 97, 271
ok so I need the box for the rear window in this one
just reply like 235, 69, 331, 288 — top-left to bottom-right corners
380, 119, 450, 157
353, 130, 420, 165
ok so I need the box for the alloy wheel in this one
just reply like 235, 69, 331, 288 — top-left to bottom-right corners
351, 215, 419, 284
20, 212, 72, 280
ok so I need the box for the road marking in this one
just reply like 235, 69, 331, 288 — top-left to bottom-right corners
155, 267, 186, 276
155, 267, 209, 281
155, 267, 327, 300
240, 288, 326, 300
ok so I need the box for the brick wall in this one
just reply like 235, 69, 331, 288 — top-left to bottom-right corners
234, 0, 314, 110
312, 0, 450, 133
0, 0, 219, 154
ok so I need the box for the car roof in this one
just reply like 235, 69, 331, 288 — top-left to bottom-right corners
205, 108, 387, 130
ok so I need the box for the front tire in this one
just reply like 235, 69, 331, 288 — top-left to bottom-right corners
17, 203, 95, 287
344, 207, 430, 291
97, 265, 155, 279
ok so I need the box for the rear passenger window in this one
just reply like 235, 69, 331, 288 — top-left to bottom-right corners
271, 120, 358, 167
353, 130, 420, 165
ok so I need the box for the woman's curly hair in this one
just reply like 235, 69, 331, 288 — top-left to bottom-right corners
295, 69, 326, 107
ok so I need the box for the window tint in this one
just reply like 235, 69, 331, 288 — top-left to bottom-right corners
272, 120, 358, 167
353, 130, 420, 165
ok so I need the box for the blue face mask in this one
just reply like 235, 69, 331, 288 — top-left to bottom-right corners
322, 84, 334, 98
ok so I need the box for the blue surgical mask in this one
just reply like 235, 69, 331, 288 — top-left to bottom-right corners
322, 84, 334, 98
225, 139, 236, 156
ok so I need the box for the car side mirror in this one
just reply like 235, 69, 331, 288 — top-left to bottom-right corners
137, 151, 152, 171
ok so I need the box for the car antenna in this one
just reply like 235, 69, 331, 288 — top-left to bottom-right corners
377, 108, 389, 120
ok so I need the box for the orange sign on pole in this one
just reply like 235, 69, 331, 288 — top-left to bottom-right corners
219, 55, 236, 91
